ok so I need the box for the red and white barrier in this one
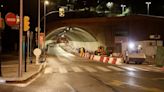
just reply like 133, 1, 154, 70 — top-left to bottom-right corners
93, 55, 101, 62
80, 53, 123, 65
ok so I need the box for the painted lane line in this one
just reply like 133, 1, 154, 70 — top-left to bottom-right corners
71, 66, 83, 72
44, 67, 53, 74
96, 66, 111, 72
119, 66, 137, 71
110, 80, 163, 92
132, 66, 150, 71
59, 66, 68, 73
107, 66, 125, 71
64, 82, 78, 92
82, 66, 97, 72
139, 66, 161, 72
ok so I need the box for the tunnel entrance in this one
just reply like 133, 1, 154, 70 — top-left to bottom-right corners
46, 26, 100, 52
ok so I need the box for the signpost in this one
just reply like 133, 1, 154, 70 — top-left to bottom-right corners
0, 12, 2, 77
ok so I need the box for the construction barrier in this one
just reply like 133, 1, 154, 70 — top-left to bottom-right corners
81, 52, 123, 65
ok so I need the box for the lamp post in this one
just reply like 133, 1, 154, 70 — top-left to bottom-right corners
19, 0, 23, 77
145, 2, 151, 15
38, 0, 41, 48
121, 4, 126, 14
44, 0, 49, 59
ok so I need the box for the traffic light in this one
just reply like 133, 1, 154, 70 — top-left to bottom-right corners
59, 7, 65, 17
24, 16, 30, 31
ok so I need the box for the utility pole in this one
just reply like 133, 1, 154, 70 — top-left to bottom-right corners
0, 12, 2, 76
38, 0, 40, 48
44, 0, 49, 61
19, 0, 23, 77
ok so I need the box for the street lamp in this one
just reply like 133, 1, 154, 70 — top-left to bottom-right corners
43, 0, 49, 59
106, 2, 113, 9
145, 2, 151, 15
121, 4, 126, 14
38, 0, 41, 48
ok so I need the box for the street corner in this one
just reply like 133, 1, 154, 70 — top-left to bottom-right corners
0, 63, 45, 87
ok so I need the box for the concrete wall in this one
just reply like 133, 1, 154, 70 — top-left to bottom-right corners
68, 41, 101, 52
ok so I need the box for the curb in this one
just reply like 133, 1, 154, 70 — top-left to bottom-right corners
5, 63, 46, 84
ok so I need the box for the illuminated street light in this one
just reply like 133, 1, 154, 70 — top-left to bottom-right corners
1, 5, 3, 8
106, 2, 113, 9
121, 4, 126, 14
45, 0, 49, 5
145, 2, 151, 15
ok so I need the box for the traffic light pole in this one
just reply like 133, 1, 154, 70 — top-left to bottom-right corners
38, 0, 40, 49
0, 24, 2, 77
0, 12, 2, 77
19, 0, 23, 77
44, 2, 47, 61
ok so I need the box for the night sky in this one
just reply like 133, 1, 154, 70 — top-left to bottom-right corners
0, 0, 164, 53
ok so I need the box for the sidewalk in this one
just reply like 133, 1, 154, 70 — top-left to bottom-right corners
0, 56, 45, 83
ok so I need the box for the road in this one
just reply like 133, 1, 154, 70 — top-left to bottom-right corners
0, 45, 164, 92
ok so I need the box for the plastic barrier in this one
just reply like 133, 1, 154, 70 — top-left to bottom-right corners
115, 58, 124, 65
103, 57, 109, 63
93, 55, 101, 62
80, 53, 123, 65
89, 55, 94, 60
100, 56, 105, 62
108, 57, 113, 64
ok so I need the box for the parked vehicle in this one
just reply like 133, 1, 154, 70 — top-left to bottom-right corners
125, 52, 146, 64
124, 42, 146, 64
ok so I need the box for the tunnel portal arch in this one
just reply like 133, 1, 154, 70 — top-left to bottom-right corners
46, 26, 97, 45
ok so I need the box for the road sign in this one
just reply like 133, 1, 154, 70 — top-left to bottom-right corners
33, 48, 42, 65
33, 48, 42, 56
5, 12, 17, 27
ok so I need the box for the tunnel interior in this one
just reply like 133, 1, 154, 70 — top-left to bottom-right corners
46, 26, 97, 44
45, 26, 100, 52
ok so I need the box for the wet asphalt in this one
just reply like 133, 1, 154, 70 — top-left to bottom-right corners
0, 45, 164, 92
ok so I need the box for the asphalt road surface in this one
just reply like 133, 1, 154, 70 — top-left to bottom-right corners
0, 45, 164, 92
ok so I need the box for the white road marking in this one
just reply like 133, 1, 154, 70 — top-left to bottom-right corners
71, 66, 83, 72
96, 66, 111, 72
139, 66, 161, 72
110, 80, 163, 92
119, 66, 137, 71
82, 66, 97, 72
64, 82, 77, 92
59, 66, 68, 73
107, 66, 125, 71
44, 67, 53, 74
132, 66, 150, 71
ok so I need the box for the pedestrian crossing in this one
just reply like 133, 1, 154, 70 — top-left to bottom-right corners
44, 65, 164, 74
